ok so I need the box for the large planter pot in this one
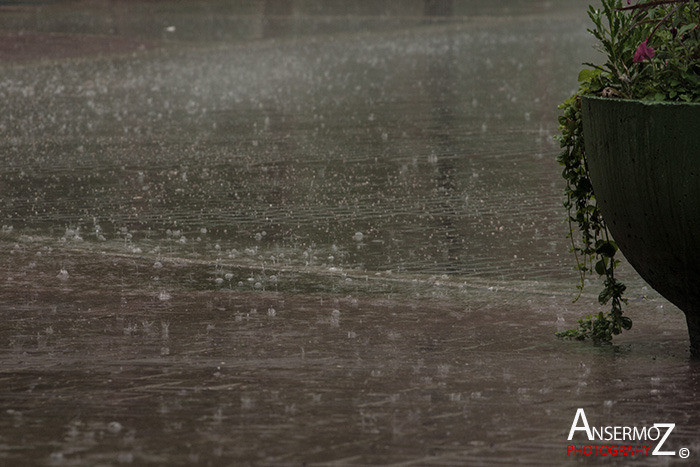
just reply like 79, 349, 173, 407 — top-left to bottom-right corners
581, 96, 700, 356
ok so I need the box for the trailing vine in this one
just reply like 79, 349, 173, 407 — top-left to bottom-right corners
555, 82, 630, 342
556, 0, 699, 342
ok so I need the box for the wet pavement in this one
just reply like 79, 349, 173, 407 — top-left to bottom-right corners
1, 1, 698, 465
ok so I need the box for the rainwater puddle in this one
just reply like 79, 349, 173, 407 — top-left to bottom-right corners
1, 1, 698, 465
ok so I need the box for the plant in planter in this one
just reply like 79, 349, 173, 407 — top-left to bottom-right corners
556, 0, 700, 346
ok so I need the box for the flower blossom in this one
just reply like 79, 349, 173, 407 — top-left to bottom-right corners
633, 39, 655, 63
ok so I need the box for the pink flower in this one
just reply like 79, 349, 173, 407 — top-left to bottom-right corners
633, 39, 655, 63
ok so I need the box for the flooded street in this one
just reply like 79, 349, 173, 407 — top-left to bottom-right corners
1, 1, 698, 464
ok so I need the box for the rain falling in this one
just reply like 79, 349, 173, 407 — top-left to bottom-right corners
1, 1, 698, 465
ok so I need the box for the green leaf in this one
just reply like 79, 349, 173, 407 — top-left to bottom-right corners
578, 68, 601, 83
596, 241, 617, 258
595, 259, 607, 276
621, 317, 633, 330
678, 24, 695, 36
599, 287, 613, 305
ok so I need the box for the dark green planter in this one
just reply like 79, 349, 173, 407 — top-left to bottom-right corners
581, 96, 700, 356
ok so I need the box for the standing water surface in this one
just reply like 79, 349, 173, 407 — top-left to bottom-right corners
1, 1, 698, 465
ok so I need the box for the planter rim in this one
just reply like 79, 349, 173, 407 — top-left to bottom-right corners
582, 94, 700, 108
